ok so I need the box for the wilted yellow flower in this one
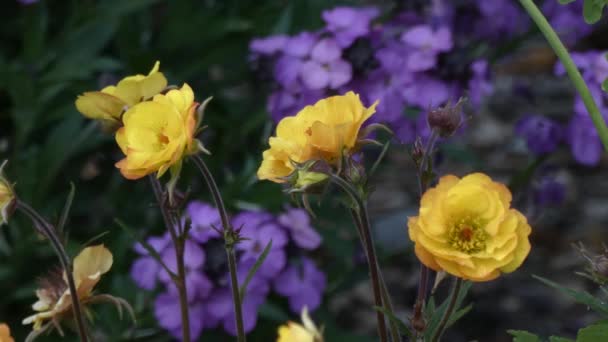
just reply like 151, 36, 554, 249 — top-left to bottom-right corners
23, 245, 113, 330
0, 161, 15, 226
75, 61, 167, 128
0, 323, 14, 342
408, 173, 532, 282
277, 307, 323, 342
258, 92, 378, 182
115, 83, 197, 180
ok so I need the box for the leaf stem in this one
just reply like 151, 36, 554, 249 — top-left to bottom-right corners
148, 176, 191, 342
191, 154, 246, 342
16, 200, 89, 342
518, 0, 608, 151
431, 277, 463, 342
330, 174, 388, 342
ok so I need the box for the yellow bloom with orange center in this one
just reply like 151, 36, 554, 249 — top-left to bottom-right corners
258, 92, 378, 182
0, 323, 14, 342
75, 61, 167, 128
408, 173, 532, 282
115, 83, 197, 180
0, 161, 15, 226
23, 245, 113, 330
277, 307, 323, 342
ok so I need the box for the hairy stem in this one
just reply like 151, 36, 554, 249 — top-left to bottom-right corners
349, 209, 401, 342
431, 277, 463, 342
16, 200, 89, 342
330, 175, 388, 342
518, 0, 608, 150
191, 154, 246, 342
148, 176, 191, 342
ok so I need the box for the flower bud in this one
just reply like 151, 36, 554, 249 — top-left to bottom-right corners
293, 170, 329, 193
0, 161, 16, 226
592, 255, 608, 278
284, 160, 330, 194
427, 98, 465, 137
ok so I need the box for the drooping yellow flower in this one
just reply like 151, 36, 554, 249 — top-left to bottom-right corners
408, 173, 532, 282
277, 307, 323, 342
75, 61, 167, 128
258, 91, 378, 183
0, 161, 15, 226
0, 323, 14, 342
23, 245, 113, 330
115, 83, 197, 180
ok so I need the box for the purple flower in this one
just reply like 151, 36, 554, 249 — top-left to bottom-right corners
515, 115, 563, 155
18, 0, 38, 4
187, 201, 221, 243
394, 117, 417, 144
267, 89, 325, 122
401, 25, 452, 72
155, 290, 207, 341
284, 32, 317, 58
237, 214, 288, 279
402, 75, 450, 109
205, 287, 266, 335
130, 234, 171, 290
534, 176, 566, 207
274, 55, 304, 88
574, 84, 606, 116
278, 208, 321, 250
300, 58, 352, 90
274, 258, 326, 313
250, 35, 288, 55
322, 7, 380, 47
468, 60, 494, 108
158, 240, 208, 301
567, 115, 603, 166
476, 0, 529, 39
543, 0, 594, 45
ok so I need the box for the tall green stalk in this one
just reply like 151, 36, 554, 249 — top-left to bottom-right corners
518, 0, 608, 150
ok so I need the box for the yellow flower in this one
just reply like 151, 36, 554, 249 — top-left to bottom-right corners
0, 323, 14, 342
277, 307, 323, 342
23, 245, 113, 330
0, 161, 15, 226
75, 61, 167, 128
258, 91, 378, 182
408, 173, 532, 282
115, 83, 197, 180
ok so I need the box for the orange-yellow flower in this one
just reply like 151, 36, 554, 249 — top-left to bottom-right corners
277, 307, 323, 342
0, 161, 15, 226
408, 173, 532, 282
75, 61, 167, 128
0, 323, 14, 342
258, 91, 377, 183
115, 83, 197, 180
23, 245, 113, 330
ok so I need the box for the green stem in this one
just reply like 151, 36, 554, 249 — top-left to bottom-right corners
349, 209, 401, 342
191, 155, 246, 342
518, 0, 608, 151
148, 176, 191, 342
16, 200, 89, 342
330, 175, 388, 342
431, 277, 463, 342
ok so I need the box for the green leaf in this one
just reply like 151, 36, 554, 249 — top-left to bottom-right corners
558, 0, 577, 4
508, 330, 542, 342
446, 303, 473, 328
583, 0, 606, 24
602, 78, 608, 93
424, 280, 472, 340
56, 182, 76, 237
239, 239, 272, 300
115, 219, 176, 279
577, 322, 608, 342
549, 336, 574, 342
534, 275, 608, 317
374, 306, 413, 339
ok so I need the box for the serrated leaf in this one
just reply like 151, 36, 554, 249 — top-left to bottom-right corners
374, 306, 413, 339
577, 322, 608, 342
534, 275, 608, 317
508, 330, 542, 342
583, 0, 606, 24
239, 239, 272, 300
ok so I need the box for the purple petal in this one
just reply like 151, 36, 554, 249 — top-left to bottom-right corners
407, 51, 437, 72
300, 60, 329, 90
130, 257, 160, 290
401, 25, 434, 47
285, 32, 316, 58
134, 234, 170, 255
250, 35, 288, 55
311, 38, 341, 64
328, 59, 353, 89
278, 209, 322, 250
274, 55, 303, 88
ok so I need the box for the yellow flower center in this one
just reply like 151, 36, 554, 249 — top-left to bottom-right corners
447, 215, 488, 254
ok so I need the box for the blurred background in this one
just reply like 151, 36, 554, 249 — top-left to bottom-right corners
1, 0, 608, 341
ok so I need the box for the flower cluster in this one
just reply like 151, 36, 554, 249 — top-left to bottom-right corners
130, 202, 326, 339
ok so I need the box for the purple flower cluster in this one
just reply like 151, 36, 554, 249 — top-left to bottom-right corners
130, 202, 326, 340
249, 3, 512, 144
554, 51, 608, 166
